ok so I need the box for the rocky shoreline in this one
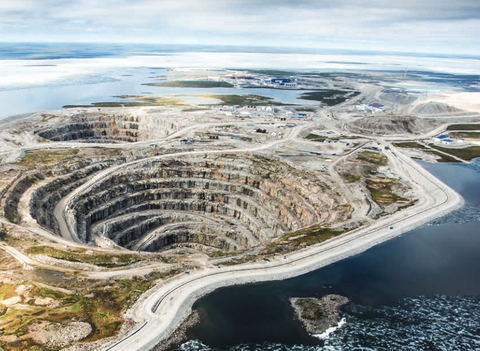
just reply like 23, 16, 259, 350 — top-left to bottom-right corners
152, 310, 201, 351
290, 294, 350, 335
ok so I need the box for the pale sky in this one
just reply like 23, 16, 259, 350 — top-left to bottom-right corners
0, 0, 479, 56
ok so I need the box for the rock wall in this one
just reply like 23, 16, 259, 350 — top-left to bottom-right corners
61, 155, 346, 253
36, 113, 187, 143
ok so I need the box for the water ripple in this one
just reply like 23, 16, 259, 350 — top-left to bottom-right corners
179, 295, 480, 351
325, 295, 480, 351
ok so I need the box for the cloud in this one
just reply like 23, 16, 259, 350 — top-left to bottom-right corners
0, 0, 479, 55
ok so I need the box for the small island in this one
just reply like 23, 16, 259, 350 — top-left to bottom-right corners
290, 295, 350, 336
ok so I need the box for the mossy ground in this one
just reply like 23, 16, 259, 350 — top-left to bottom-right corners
19, 150, 80, 168
448, 132, 480, 140
0, 270, 178, 350
357, 151, 387, 166
430, 145, 480, 161
305, 133, 363, 143
64, 95, 185, 108
392, 142, 458, 162
446, 124, 480, 131
262, 226, 345, 256
341, 173, 361, 182
366, 178, 409, 206
144, 80, 233, 88
305, 133, 326, 142
295, 107, 317, 112
201, 94, 287, 106
25, 246, 163, 268
182, 108, 210, 112
299, 90, 360, 106
294, 298, 327, 321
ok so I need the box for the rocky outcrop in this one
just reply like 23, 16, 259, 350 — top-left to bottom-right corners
411, 101, 461, 115
290, 295, 350, 335
4, 172, 45, 223
30, 161, 116, 234
35, 113, 186, 143
28, 321, 92, 348
350, 115, 440, 135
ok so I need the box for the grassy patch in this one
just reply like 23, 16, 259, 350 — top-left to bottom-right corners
448, 132, 480, 140
218, 226, 346, 261
357, 151, 387, 166
0, 271, 179, 347
366, 178, 409, 206
202, 94, 288, 106
392, 142, 428, 150
306, 134, 364, 143
294, 298, 326, 321
341, 173, 361, 183
0, 284, 18, 301
207, 250, 247, 258
279, 226, 345, 246
393, 142, 459, 162
295, 107, 317, 112
446, 124, 480, 131
19, 150, 79, 168
25, 246, 151, 268
144, 80, 233, 88
305, 133, 326, 142
0, 286, 86, 337
246, 69, 300, 76
116, 95, 184, 105
64, 95, 185, 108
299, 90, 360, 106
429, 145, 480, 161
182, 107, 210, 112
217, 255, 257, 266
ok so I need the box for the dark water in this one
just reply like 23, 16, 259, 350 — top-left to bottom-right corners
179, 160, 480, 351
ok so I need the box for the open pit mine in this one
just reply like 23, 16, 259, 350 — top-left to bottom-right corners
0, 80, 466, 351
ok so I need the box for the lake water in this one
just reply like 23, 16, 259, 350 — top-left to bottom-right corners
179, 160, 480, 351
0, 66, 323, 120
1, 43, 480, 120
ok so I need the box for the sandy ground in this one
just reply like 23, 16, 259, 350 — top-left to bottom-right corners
100, 145, 463, 351
427, 92, 480, 113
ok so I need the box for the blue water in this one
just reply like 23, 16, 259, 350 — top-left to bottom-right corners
1, 43, 479, 119
179, 160, 480, 351
2, 43, 478, 61
0, 65, 321, 119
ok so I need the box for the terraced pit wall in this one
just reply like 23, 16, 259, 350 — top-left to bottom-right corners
2, 151, 351, 255
59, 155, 350, 254
36, 114, 188, 143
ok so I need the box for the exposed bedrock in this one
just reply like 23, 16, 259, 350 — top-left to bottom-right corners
35, 113, 186, 143
30, 161, 116, 233
3, 159, 116, 226
30, 155, 350, 254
